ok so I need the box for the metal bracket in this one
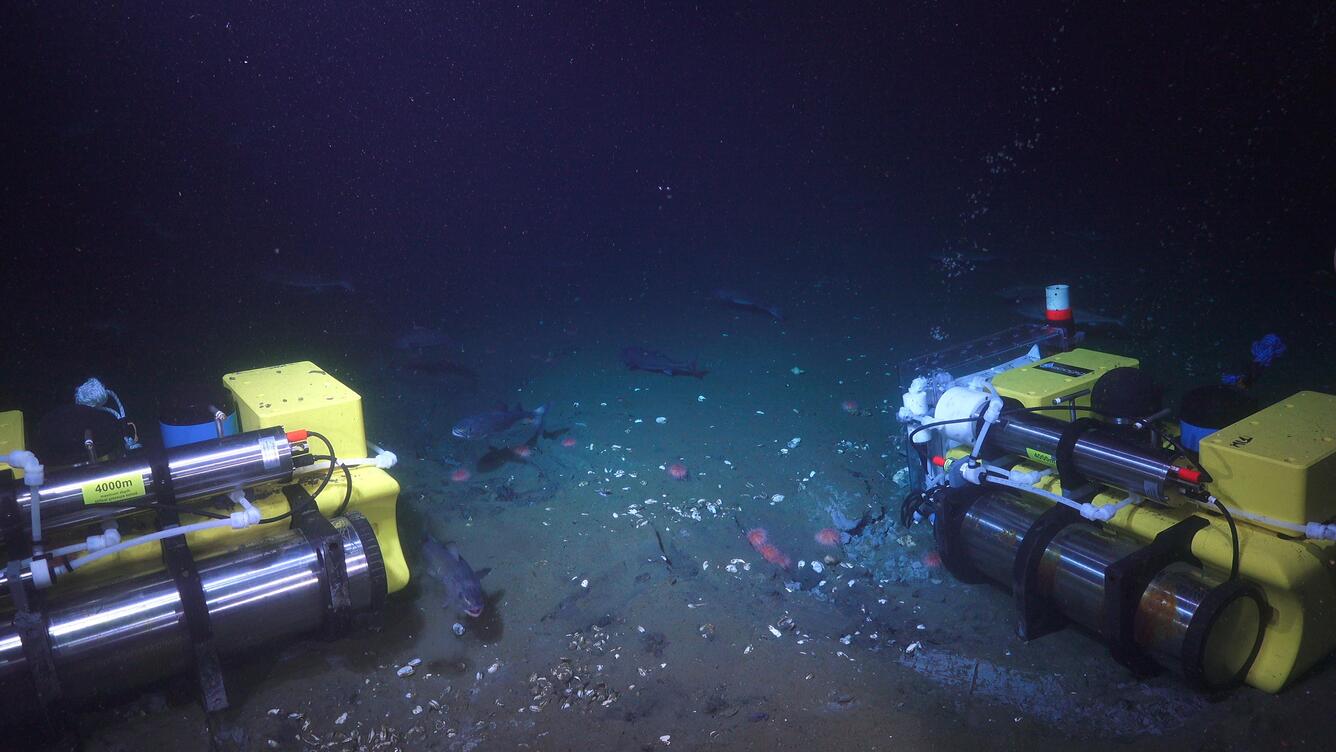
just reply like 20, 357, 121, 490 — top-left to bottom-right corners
1101, 515, 1208, 677
1010, 502, 1082, 640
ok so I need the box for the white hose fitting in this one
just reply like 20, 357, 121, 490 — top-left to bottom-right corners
68, 518, 234, 571
1305, 522, 1336, 541
101, 518, 121, 546
5, 450, 44, 486
970, 379, 1004, 459
8, 450, 47, 553
959, 461, 988, 485
1008, 467, 1053, 485
1080, 494, 1139, 522
369, 443, 398, 469
67, 492, 261, 571
76, 518, 123, 552
29, 558, 52, 589
229, 489, 261, 527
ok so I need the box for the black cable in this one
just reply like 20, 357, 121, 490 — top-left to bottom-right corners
1210, 496, 1241, 581
899, 491, 925, 528
912, 441, 931, 479
305, 453, 339, 497
304, 431, 338, 498
260, 454, 356, 525
1158, 432, 1213, 484
258, 432, 338, 526
907, 415, 983, 444
103, 502, 231, 520
333, 461, 354, 517
258, 509, 291, 525
906, 403, 1110, 444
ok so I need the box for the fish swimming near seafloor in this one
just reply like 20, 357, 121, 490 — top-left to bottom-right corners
620, 347, 708, 378
421, 536, 489, 618
992, 283, 1049, 302
711, 289, 783, 320
395, 324, 456, 350
451, 403, 548, 440
400, 350, 478, 381
929, 249, 998, 265
264, 271, 356, 294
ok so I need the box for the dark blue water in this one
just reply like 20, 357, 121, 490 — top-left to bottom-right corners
3, 4, 1335, 750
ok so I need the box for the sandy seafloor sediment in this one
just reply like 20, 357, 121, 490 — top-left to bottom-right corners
59, 268, 1336, 752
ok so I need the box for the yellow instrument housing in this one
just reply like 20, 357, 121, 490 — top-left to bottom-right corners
0, 410, 25, 479
35, 363, 408, 596
946, 367, 1336, 692
224, 361, 368, 460
1199, 391, 1336, 535
1033, 466, 1335, 694
992, 348, 1139, 410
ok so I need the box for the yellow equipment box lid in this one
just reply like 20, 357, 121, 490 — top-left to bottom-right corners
993, 348, 1140, 411
1200, 391, 1336, 530
0, 410, 24, 477
223, 361, 368, 459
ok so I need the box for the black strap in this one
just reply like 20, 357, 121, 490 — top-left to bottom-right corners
932, 485, 989, 585
283, 485, 353, 638
2, 470, 30, 565
1055, 418, 1100, 501
151, 452, 228, 713
1102, 515, 1208, 677
3, 470, 62, 725
1011, 501, 1081, 640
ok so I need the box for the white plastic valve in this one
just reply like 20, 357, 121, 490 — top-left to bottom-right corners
29, 558, 52, 589
1305, 522, 1336, 541
959, 461, 988, 485
4, 450, 44, 486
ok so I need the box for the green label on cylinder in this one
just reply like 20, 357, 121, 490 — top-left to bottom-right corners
1025, 447, 1056, 467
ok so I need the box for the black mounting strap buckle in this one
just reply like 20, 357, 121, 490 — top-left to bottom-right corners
151, 453, 228, 714
283, 485, 352, 638
1101, 515, 1208, 677
1011, 501, 1082, 640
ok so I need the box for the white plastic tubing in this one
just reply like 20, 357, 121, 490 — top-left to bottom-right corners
1202, 496, 1336, 541
970, 379, 1004, 460
978, 472, 1139, 523
61, 490, 262, 574
4, 450, 45, 549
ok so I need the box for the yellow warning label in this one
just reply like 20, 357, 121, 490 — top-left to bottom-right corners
82, 472, 146, 505
1025, 447, 1056, 467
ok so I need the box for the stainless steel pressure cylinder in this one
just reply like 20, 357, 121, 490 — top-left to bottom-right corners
986, 411, 1175, 499
7, 427, 295, 539
953, 488, 1263, 687
0, 513, 383, 715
